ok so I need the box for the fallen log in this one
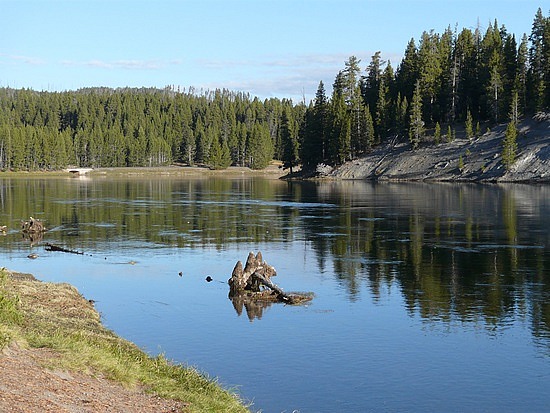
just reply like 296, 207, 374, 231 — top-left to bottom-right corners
45, 243, 84, 255
252, 271, 296, 304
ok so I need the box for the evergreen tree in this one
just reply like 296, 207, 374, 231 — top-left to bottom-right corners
247, 123, 273, 169
313, 81, 329, 163
396, 93, 408, 137
527, 8, 547, 111
181, 123, 195, 165
207, 135, 231, 169
465, 108, 474, 140
502, 33, 518, 116
342, 56, 362, 106
502, 121, 518, 170
361, 104, 375, 152
301, 82, 328, 169
543, 13, 550, 108
330, 92, 351, 165
409, 81, 424, 149
516, 34, 529, 114
395, 39, 419, 101
361, 51, 383, 110
434, 122, 441, 144
418, 30, 442, 123
280, 107, 300, 173
509, 90, 520, 124
481, 20, 504, 123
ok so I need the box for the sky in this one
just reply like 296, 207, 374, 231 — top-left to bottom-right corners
1, 0, 546, 102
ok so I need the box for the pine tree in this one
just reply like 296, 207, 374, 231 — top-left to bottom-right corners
330, 93, 351, 164
509, 90, 520, 124
465, 108, 473, 141
396, 93, 408, 137
418, 30, 442, 123
527, 8, 547, 112
207, 135, 231, 169
481, 20, 504, 123
247, 123, 273, 170
434, 122, 441, 144
543, 13, 550, 108
409, 81, 424, 149
301, 82, 328, 169
395, 39, 419, 101
313, 81, 329, 163
502, 33, 518, 118
361, 51, 383, 110
363, 104, 375, 152
502, 121, 518, 170
516, 34, 529, 113
280, 107, 300, 173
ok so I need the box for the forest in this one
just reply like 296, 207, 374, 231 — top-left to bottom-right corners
0, 8, 548, 172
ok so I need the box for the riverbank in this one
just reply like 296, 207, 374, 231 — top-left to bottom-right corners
317, 115, 550, 183
87, 162, 286, 179
0, 162, 286, 180
0, 269, 249, 413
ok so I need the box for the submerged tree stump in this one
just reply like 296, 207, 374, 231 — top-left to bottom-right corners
21, 217, 46, 234
228, 251, 313, 309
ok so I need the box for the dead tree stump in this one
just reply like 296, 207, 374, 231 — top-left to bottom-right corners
228, 251, 312, 308
21, 217, 46, 233
229, 251, 277, 296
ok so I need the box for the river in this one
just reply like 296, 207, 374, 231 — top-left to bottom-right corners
1, 176, 549, 412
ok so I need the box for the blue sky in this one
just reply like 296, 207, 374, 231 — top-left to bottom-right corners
1, 0, 546, 102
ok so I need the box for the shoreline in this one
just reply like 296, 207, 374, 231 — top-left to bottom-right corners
0, 163, 287, 180
0, 269, 250, 413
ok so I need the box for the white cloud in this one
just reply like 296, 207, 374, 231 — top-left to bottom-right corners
61, 58, 183, 70
198, 51, 403, 101
1, 54, 46, 66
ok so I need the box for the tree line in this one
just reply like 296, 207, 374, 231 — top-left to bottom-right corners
0, 86, 305, 171
298, 8, 550, 171
0, 8, 548, 172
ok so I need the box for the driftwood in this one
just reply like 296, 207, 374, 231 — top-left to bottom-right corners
45, 243, 84, 255
228, 251, 313, 320
21, 217, 46, 234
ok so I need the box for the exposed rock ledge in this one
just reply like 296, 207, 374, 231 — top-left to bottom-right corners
326, 116, 550, 183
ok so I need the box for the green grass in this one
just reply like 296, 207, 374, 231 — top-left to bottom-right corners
0, 270, 250, 412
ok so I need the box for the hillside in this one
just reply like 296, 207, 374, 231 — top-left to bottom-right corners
324, 115, 550, 183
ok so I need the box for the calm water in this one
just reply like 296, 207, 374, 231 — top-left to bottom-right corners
1, 176, 549, 413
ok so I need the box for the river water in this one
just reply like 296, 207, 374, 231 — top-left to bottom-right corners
1, 176, 549, 412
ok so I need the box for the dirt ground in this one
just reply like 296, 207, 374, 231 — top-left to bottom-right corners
0, 344, 186, 413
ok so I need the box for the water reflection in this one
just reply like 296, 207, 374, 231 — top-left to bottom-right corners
229, 295, 276, 322
305, 182, 550, 348
0, 177, 549, 347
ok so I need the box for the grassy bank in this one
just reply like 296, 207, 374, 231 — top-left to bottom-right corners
0, 269, 250, 413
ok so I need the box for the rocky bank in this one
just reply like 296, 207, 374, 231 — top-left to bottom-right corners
323, 115, 550, 183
